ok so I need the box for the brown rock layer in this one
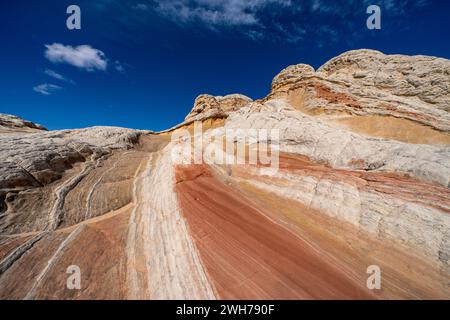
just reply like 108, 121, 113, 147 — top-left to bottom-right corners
174, 164, 375, 299
268, 50, 450, 144
1, 49, 449, 300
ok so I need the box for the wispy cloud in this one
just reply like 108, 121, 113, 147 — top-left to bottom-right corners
43, 69, 65, 81
149, 0, 431, 44
33, 83, 62, 95
44, 43, 108, 71
155, 0, 292, 27
132, 3, 149, 11
43, 69, 75, 84
91, 0, 431, 46
312, 0, 428, 15
114, 60, 126, 73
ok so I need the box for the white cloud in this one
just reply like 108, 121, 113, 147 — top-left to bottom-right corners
33, 83, 62, 95
311, 0, 321, 12
114, 60, 126, 73
133, 3, 149, 11
44, 43, 108, 71
44, 69, 65, 81
156, 0, 292, 27
43, 69, 75, 84
134, 0, 431, 44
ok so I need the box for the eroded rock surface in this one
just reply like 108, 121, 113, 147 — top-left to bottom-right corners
184, 94, 252, 123
0, 113, 47, 134
269, 49, 450, 144
0, 49, 449, 299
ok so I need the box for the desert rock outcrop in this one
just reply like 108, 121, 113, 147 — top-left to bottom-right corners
269, 49, 450, 144
0, 50, 449, 299
0, 113, 47, 134
184, 94, 252, 123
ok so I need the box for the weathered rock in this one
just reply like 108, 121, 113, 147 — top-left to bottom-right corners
0, 50, 449, 300
0, 113, 47, 133
0, 124, 147, 234
224, 99, 450, 187
0, 127, 142, 190
268, 49, 450, 144
184, 94, 252, 123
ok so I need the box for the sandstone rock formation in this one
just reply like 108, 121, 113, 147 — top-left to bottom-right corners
0, 50, 449, 299
184, 94, 252, 123
269, 49, 450, 144
0, 113, 47, 134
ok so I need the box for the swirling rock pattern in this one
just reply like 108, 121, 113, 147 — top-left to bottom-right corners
0, 49, 449, 299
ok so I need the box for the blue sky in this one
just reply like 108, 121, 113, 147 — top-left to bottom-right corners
1, 0, 449, 131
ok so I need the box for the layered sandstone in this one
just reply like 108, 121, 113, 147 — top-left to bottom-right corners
269, 49, 450, 144
0, 113, 47, 134
0, 49, 449, 300
184, 94, 252, 123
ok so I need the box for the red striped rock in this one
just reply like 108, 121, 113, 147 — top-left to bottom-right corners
0, 50, 449, 299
